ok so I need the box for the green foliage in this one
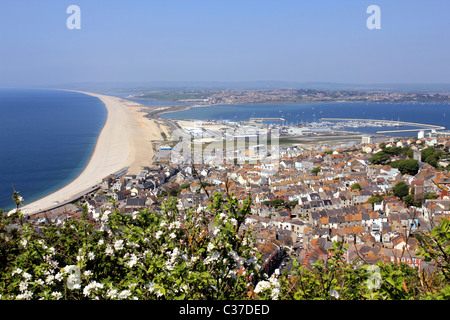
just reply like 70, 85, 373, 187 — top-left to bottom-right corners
425, 193, 439, 200
277, 240, 449, 300
421, 147, 445, 168
369, 151, 391, 165
367, 195, 384, 209
311, 166, 321, 175
1, 190, 450, 300
369, 146, 413, 166
367, 195, 383, 205
0, 191, 262, 300
351, 183, 362, 190
393, 181, 409, 199
421, 147, 436, 162
416, 218, 450, 282
390, 159, 419, 175
402, 194, 422, 208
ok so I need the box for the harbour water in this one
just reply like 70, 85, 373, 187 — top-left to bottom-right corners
159, 101, 450, 137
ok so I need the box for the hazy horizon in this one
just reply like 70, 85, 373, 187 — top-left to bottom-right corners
1, 1, 449, 87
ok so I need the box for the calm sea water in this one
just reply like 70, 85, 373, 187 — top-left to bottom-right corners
0, 89, 106, 210
160, 101, 450, 136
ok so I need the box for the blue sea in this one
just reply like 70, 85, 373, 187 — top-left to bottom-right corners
159, 101, 450, 136
0, 89, 106, 210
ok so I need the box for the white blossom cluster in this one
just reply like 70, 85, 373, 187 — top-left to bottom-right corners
3, 196, 263, 300
254, 275, 281, 300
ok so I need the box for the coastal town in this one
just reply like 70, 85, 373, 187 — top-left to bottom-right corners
24, 125, 450, 277
134, 88, 450, 106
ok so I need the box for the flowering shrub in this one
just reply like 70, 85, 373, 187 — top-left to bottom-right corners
0, 190, 449, 300
0, 192, 263, 300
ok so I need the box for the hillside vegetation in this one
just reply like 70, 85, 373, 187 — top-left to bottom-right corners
0, 190, 449, 300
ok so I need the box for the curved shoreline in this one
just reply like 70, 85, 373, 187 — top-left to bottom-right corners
21, 90, 157, 215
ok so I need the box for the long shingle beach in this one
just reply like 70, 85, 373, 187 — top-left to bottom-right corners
20, 91, 161, 215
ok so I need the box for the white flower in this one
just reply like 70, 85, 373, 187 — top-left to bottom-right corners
19, 281, 28, 292
98, 239, 104, 246
205, 251, 220, 265
71, 283, 81, 290
155, 288, 164, 298
20, 239, 28, 247
219, 212, 227, 220
146, 282, 155, 293
107, 289, 118, 299
92, 209, 100, 221
171, 247, 179, 259
68, 273, 79, 284
101, 210, 111, 222
105, 245, 114, 256
83, 281, 104, 297
271, 287, 280, 300
125, 254, 138, 268
169, 221, 181, 229
43, 268, 54, 276
213, 228, 220, 236
128, 242, 140, 248
113, 239, 124, 251
169, 232, 176, 239
269, 275, 280, 286
46, 258, 59, 269
330, 289, 340, 299
55, 272, 63, 282
132, 211, 139, 219
229, 218, 237, 226
35, 279, 44, 286
207, 242, 215, 252
155, 230, 163, 239
164, 260, 174, 271
16, 291, 32, 300
22, 272, 32, 281
7, 208, 17, 217
229, 250, 239, 261
88, 252, 95, 260
118, 290, 131, 300
128, 283, 137, 290
45, 275, 55, 285
84, 270, 93, 277
12, 268, 22, 276
254, 280, 271, 294
51, 291, 62, 300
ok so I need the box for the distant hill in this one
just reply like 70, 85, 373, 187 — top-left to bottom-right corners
23, 81, 450, 94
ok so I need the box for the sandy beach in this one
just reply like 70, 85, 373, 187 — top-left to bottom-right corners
20, 91, 162, 215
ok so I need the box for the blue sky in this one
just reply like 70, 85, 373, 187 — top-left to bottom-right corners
0, 0, 449, 86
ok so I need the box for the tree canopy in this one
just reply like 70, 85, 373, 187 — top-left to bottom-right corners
393, 181, 410, 199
